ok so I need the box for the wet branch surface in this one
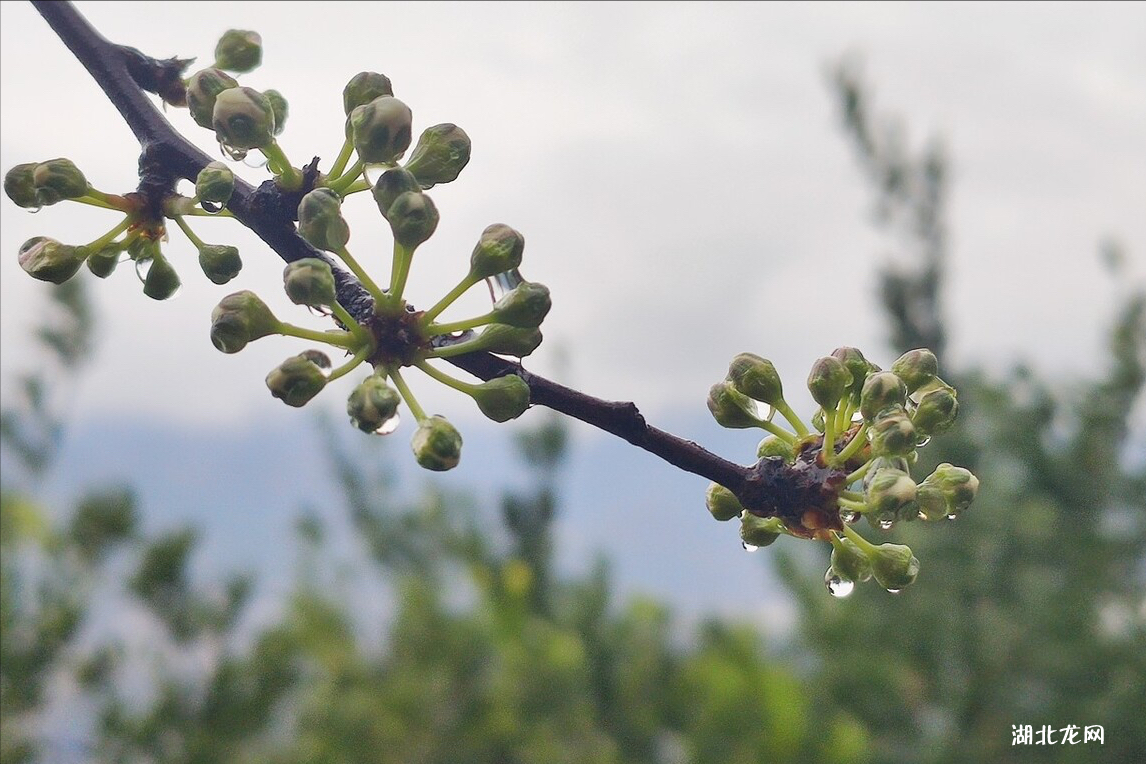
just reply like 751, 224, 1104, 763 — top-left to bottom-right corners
33, 0, 781, 511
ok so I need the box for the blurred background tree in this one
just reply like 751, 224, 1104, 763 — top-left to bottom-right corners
2, 56, 1142, 764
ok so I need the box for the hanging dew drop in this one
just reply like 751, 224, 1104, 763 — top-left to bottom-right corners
134, 257, 153, 282
946, 513, 957, 521
878, 517, 895, 531
741, 541, 759, 553
886, 587, 903, 594
242, 153, 268, 169
916, 435, 932, 448
363, 163, 391, 186
373, 412, 401, 436
486, 268, 524, 303
219, 141, 247, 162
825, 569, 854, 598
840, 510, 860, 524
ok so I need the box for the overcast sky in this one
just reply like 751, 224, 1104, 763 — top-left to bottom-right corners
2, 0, 1144, 440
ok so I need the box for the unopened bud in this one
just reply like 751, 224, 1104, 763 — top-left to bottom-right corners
831, 536, 873, 583
141, 253, 180, 300
916, 463, 979, 520
213, 86, 275, 150
86, 243, 122, 279
860, 371, 907, 422
186, 68, 238, 129
474, 324, 543, 357
411, 415, 462, 471
33, 159, 88, 205
210, 290, 280, 353
705, 483, 744, 522
892, 348, 938, 393
213, 29, 262, 73
869, 543, 920, 591
869, 407, 916, 457
756, 435, 795, 462
297, 188, 349, 251
831, 346, 871, 399
912, 385, 958, 436
471, 374, 530, 422
727, 353, 783, 405
4, 163, 38, 208
18, 236, 84, 283
469, 224, 525, 280
865, 468, 917, 518
371, 167, 421, 219
343, 72, 393, 115
490, 281, 551, 328
198, 244, 242, 285
707, 380, 761, 429
264, 89, 288, 135
350, 96, 413, 164
283, 258, 336, 307
347, 375, 401, 433
386, 191, 439, 249
807, 356, 852, 411
266, 353, 328, 408
404, 123, 471, 189
740, 514, 784, 548
195, 161, 234, 205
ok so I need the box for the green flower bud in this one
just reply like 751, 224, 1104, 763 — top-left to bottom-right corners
891, 348, 938, 393
264, 89, 288, 135
860, 371, 908, 422
283, 257, 336, 307
916, 463, 979, 520
4, 163, 38, 208
869, 543, 920, 591
705, 483, 744, 522
469, 223, 525, 280
86, 243, 122, 278
18, 236, 84, 283
213, 29, 262, 73
831, 346, 871, 399
756, 435, 795, 462
371, 167, 421, 219
865, 468, 917, 519
404, 123, 471, 189
707, 380, 761, 429
912, 385, 958, 436
210, 290, 280, 353
198, 244, 242, 285
266, 353, 328, 408
195, 161, 234, 205
831, 537, 873, 583
386, 191, 439, 249
297, 188, 349, 252
350, 95, 413, 164
869, 407, 916, 457
212, 86, 275, 150
32, 158, 88, 205
474, 324, 543, 357
347, 375, 401, 433
490, 281, 551, 328
727, 353, 783, 405
807, 356, 852, 411
471, 374, 531, 422
740, 514, 784, 548
343, 71, 393, 115
411, 415, 462, 471
186, 68, 238, 129
141, 253, 180, 300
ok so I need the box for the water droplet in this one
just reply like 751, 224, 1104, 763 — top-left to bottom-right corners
878, 516, 895, 530
373, 412, 400, 436
840, 509, 860, 524
25, 205, 43, 214
915, 435, 932, 448
917, 510, 929, 521
946, 513, 957, 521
486, 268, 524, 303
363, 163, 393, 186
741, 541, 759, 553
851, 410, 865, 424
825, 569, 855, 598
299, 349, 332, 375
219, 141, 247, 162
243, 153, 268, 169
134, 257, 153, 282
886, 587, 903, 594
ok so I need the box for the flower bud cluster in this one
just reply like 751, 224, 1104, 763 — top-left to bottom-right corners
704, 347, 979, 595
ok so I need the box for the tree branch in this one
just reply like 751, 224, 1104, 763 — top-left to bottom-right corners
31, 0, 772, 509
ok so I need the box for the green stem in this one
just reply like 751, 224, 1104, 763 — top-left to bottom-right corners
426, 336, 486, 359
261, 141, 303, 189
838, 496, 868, 513
81, 188, 131, 210
172, 214, 206, 249
389, 368, 426, 422
834, 423, 869, 465
845, 459, 875, 485
337, 179, 372, 196
774, 398, 810, 437
756, 417, 797, 444
415, 359, 477, 396
85, 216, 133, 252
327, 136, 354, 179
71, 194, 122, 211
388, 241, 414, 306
822, 409, 838, 464
326, 345, 371, 383
422, 274, 479, 323
841, 524, 878, 555
427, 311, 497, 336
332, 245, 388, 307
328, 159, 364, 194
276, 322, 357, 349
330, 303, 371, 345
839, 489, 865, 503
